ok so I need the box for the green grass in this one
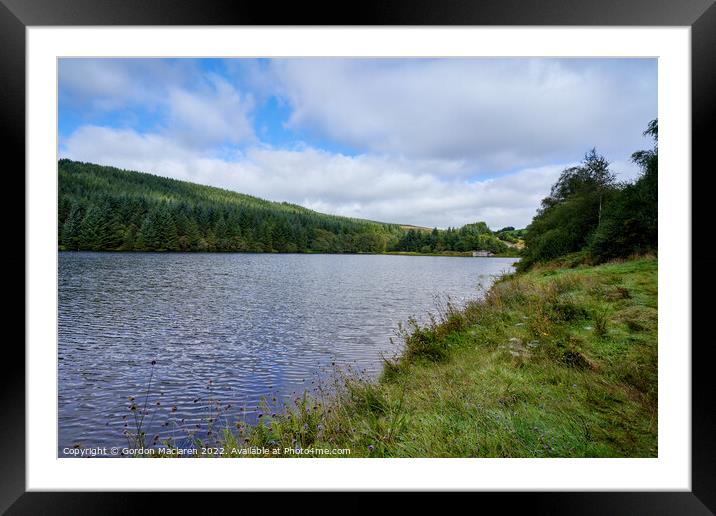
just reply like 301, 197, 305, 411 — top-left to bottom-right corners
161, 257, 658, 458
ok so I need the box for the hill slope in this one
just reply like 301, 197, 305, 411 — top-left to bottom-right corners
58, 159, 512, 254
58, 159, 405, 253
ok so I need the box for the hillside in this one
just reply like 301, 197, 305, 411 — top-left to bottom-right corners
58, 160, 406, 253
57, 159, 513, 255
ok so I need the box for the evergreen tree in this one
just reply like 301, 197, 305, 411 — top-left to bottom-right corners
156, 203, 179, 251
61, 202, 83, 250
78, 205, 109, 251
137, 209, 160, 251
214, 213, 229, 251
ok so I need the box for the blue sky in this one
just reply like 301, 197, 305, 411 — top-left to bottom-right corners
58, 58, 657, 229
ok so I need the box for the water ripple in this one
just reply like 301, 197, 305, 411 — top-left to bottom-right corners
58, 252, 515, 452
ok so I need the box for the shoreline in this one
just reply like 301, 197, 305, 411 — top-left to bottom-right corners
58, 249, 522, 259
138, 256, 657, 458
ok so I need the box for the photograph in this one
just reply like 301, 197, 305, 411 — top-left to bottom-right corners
57, 56, 659, 459
8, 0, 711, 506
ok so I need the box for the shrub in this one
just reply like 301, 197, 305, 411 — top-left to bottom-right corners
592, 308, 610, 337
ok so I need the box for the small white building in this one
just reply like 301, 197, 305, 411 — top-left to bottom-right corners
472, 250, 493, 257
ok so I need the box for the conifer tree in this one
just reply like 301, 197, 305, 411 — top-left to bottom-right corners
78, 205, 109, 251
61, 202, 83, 250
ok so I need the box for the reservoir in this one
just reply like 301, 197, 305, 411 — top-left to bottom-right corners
58, 252, 516, 453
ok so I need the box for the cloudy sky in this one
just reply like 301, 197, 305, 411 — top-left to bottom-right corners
58, 58, 657, 229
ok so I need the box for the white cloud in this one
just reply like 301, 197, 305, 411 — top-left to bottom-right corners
59, 59, 193, 111
270, 58, 657, 173
60, 125, 566, 229
59, 60, 256, 148
166, 74, 255, 148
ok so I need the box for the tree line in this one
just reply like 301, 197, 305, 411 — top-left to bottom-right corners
392, 222, 509, 254
58, 160, 407, 253
58, 160, 513, 255
519, 119, 658, 270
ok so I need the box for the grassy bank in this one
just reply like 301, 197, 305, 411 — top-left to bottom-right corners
160, 257, 657, 457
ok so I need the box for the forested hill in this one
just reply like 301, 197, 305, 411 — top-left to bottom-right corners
58, 159, 512, 254
58, 159, 409, 253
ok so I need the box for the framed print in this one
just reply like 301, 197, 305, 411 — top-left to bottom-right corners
6, 0, 716, 511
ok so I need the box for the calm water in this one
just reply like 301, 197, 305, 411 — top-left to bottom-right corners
58, 252, 516, 453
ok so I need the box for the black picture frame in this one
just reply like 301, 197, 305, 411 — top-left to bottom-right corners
5, 0, 715, 512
